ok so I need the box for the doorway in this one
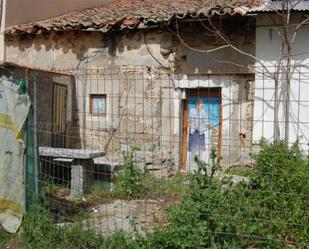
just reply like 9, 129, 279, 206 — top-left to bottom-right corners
52, 83, 67, 148
181, 88, 222, 171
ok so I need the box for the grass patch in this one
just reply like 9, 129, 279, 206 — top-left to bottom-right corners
85, 152, 188, 203
19, 206, 141, 249
0, 228, 23, 249
0, 227, 12, 249
85, 182, 115, 206
141, 173, 187, 199
85, 173, 188, 206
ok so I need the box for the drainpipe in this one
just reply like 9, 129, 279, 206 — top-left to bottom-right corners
0, 0, 2, 27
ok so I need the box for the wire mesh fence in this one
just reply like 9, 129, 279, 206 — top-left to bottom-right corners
20, 65, 309, 247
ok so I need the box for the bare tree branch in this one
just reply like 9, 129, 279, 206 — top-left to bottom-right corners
166, 0, 308, 143
166, 23, 269, 76
290, 16, 309, 44
206, 17, 273, 77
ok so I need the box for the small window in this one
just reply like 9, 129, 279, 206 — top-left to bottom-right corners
90, 94, 106, 115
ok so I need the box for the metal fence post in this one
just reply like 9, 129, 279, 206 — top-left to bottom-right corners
25, 71, 39, 211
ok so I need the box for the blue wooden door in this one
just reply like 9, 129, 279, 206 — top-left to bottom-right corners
182, 88, 221, 170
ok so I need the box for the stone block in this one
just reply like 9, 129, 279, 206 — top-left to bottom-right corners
70, 165, 84, 197
70, 159, 94, 197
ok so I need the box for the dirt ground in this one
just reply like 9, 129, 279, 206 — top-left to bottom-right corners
59, 198, 178, 235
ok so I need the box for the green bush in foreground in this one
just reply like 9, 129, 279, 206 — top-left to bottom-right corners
113, 151, 146, 198
146, 142, 309, 249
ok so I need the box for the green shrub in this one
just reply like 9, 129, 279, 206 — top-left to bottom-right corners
112, 152, 187, 199
145, 141, 309, 249
141, 173, 188, 199
225, 164, 254, 177
250, 139, 308, 193
114, 152, 146, 198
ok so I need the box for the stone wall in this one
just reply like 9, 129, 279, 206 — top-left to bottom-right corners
75, 66, 180, 173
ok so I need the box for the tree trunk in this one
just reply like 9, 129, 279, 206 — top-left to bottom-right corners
285, 50, 291, 144
274, 79, 280, 142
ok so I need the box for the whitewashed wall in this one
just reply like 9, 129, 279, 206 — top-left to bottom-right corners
254, 14, 309, 150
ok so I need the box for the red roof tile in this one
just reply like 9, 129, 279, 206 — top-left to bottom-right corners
5, 0, 262, 35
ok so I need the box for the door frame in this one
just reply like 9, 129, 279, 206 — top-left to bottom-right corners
51, 83, 68, 148
180, 87, 222, 171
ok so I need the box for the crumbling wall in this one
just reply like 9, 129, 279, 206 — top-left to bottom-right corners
5, 31, 174, 70
5, 19, 255, 169
75, 66, 179, 174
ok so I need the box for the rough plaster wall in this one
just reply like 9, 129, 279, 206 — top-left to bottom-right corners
75, 66, 179, 168
71, 32, 179, 165
239, 79, 255, 164
5, 27, 255, 167
57, 32, 177, 160
6, 33, 86, 69
175, 24, 255, 74
5, 31, 173, 70
74, 71, 121, 151
5, 30, 175, 154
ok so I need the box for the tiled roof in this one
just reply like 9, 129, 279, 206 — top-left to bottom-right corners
249, 0, 309, 12
5, 0, 261, 35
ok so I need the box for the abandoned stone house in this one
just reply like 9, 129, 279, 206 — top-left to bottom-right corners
3, 0, 309, 173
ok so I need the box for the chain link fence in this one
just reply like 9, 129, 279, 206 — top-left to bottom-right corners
15, 64, 309, 247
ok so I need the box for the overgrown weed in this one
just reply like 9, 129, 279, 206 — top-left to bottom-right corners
20, 141, 308, 248
145, 141, 309, 248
